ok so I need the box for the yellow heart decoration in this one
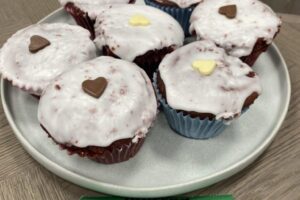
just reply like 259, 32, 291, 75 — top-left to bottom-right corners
192, 60, 216, 76
129, 14, 151, 26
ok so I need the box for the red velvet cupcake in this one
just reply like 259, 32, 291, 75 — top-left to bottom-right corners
0, 23, 96, 96
189, 0, 281, 66
59, 0, 136, 39
94, 5, 184, 78
154, 40, 262, 139
38, 56, 157, 164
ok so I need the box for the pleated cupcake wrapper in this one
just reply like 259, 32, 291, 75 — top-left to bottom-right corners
64, 3, 96, 39
2, 75, 43, 96
42, 125, 144, 164
153, 72, 227, 139
57, 137, 145, 164
88, 138, 145, 164
144, 0, 195, 36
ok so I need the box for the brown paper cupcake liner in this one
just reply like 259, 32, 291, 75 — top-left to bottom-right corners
86, 138, 145, 164
41, 125, 145, 164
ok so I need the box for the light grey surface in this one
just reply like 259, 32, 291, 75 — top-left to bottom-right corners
0, 7, 291, 198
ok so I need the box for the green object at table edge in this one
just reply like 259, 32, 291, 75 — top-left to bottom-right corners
80, 195, 234, 200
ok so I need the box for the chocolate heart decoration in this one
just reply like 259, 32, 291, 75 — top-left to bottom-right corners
219, 5, 237, 19
29, 35, 51, 53
82, 77, 108, 98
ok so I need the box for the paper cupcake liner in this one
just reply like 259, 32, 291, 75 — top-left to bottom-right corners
63, 137, 145, 164
3, 75, 43, 96
86, 138, 145, 164
144, 0, 195, 36
64, 3, 96, 39
41, 124, 145, 164
153, 73, 227, 139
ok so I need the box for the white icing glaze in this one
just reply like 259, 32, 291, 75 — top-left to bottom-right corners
0, 23, 96, 95
38, 56, 157, 147
94, 5, 184, 61
58, 0, 133, 19
189, 0, 281, 57
160, 0, 202, 8
159, 40, 262, 120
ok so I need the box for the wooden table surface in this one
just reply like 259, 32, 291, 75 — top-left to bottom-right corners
0, 0, 300, 199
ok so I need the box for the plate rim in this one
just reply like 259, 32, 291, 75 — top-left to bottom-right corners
0, 8, 292, 198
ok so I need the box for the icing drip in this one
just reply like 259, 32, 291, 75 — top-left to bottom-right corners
189, 0, 281, 57
38, 56, 157, 147
94, 5, 184, 62
0, 23, 96, 95
159, 40, 262, 120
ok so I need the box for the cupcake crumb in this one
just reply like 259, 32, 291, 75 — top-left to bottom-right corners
110, 67, 117, 74
55, 84, 61, 90
89, 108, 97, 114
110, 128, 118, 134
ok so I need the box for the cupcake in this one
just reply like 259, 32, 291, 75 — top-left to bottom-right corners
94, 4, 184, 78
189, 0, 281, 66
155, 40, 261, 139
38, 56, 157, 164
58, 0, 136, 39
0, 23, 96, 96
144, 0, 202, 36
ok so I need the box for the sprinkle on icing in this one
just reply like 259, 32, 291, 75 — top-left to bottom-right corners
192, 60, 216, 76
159, 40, 262, 120
38, 56, 157, 147
0, 23, 96, 95
94, 5, 184, 62
129, 14, 151, 26
190, 0, 281, 57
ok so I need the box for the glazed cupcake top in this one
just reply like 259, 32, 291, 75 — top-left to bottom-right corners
94, 5, 184, 62
38, 56, 157, 148
189, 0, 281, 57
158, 40, 261, 120
155, 0, 202, 8
0, 23, 96, 95
59, 0, 134, 19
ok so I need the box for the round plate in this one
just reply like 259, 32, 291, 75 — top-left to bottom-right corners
1, 4, 291, 198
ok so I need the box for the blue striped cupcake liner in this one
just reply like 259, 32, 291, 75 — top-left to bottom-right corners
144, 0, 195, 36
153, 73, 227, 139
